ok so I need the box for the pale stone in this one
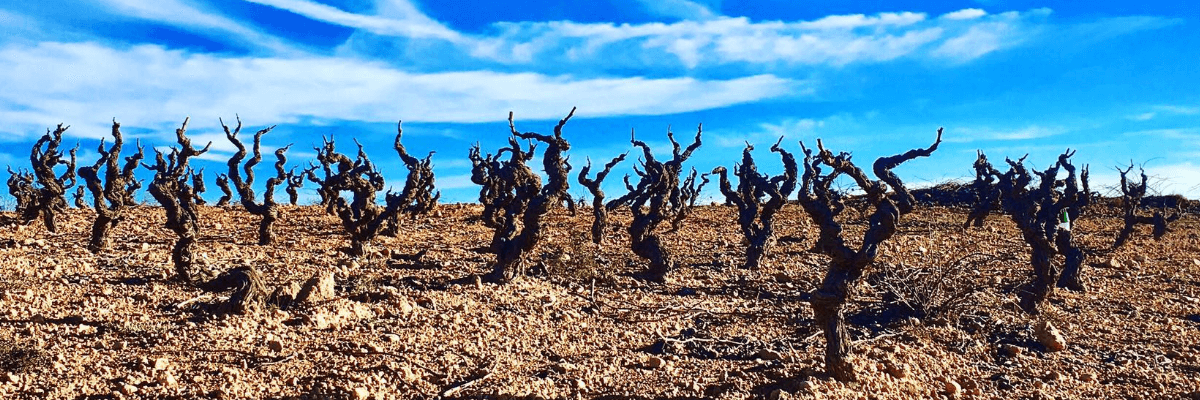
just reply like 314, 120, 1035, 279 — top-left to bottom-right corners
158, 371, 178, 387
152, 357, 170, 371
297, 272, 337, 304
756, 349, 783, 361
1035, 320, 1067, 352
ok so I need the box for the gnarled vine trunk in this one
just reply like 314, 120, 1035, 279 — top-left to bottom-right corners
797, 128, 942, 381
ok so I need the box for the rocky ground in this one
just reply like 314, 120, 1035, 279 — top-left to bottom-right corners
0, 203, 1197, 399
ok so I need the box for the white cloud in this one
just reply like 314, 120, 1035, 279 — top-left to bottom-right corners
634, 0, 717, 20
1155, 105, 1200, 115
1063, 15, 1182, 43
243, 0, 465, 42
97, 0, 296, 53
712, 118, 824, 148
949, 125, 1065, 143
1129, 112, 1157, 121
941, 9, 988, 21
0, 10, 39, 36
1124, 128, 1200, 141
932, 24, 1005, 61
931, 10, 1050, 62
437, 173, 476, 190
798, 12, 927, 30
1127, 105, 1198, 121
989, 126, 1065, 140
470, 13, 952, 68
0, 41, 801, 141
248, 1, 1049, 70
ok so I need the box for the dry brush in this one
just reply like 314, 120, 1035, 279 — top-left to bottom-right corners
1113, 163, 1180, 249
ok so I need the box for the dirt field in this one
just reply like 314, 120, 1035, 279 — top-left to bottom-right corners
0, 203, 1197, 399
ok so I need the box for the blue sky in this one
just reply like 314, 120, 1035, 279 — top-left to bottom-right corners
1, 0, 1197, 204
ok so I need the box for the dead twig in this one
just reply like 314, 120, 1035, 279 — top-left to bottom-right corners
440, 363, 494, 398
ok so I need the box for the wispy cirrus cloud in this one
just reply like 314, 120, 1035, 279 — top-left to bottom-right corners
932, 9, 1050, 62
465, 10, 1010, 68
96, 0, 297, 53
948, 125, 1066, 143
633, 0, 717, 20
0, 41, 802, 142
243, 0, 464, 42
711, 116, 835, 148
245, 0, 1057, 71
1124, 128, 1200, 141
1126, 104, 1200, 121
1157, 105, 1200, 115
1128, 112, 1157, 121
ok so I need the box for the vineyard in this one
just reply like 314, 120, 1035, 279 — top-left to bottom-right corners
1, 117, 1199, 399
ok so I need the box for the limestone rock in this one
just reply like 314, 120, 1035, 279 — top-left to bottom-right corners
309, 313, 331, 330
297, 272, 337, 304
756, 349, 783, 361
152, 357, 170, 371
158, 371, 178, 387
270, 281, 303, 309
1035, 320, 1067, 352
